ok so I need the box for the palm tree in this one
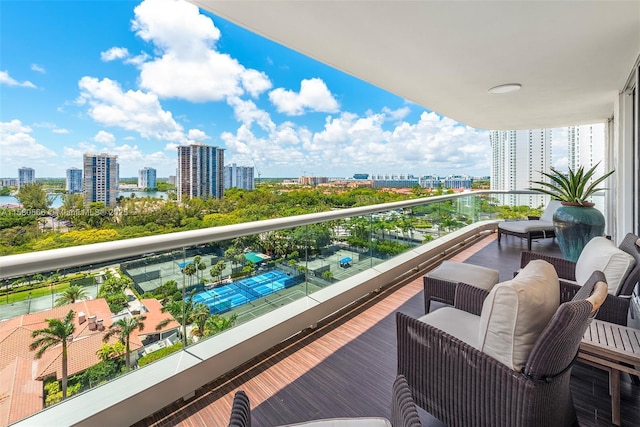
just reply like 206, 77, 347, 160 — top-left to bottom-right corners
191, 303, 211, 336
197, 261, 207, 283
30, 310, 76, 399
203, 313, 238, 337
103, 315, 146, 371
183, 262, 197, 287
55, 285, 88, 306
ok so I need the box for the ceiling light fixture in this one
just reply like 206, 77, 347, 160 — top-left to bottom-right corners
488, 83, 522, 94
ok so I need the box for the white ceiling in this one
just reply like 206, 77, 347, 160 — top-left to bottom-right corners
190, 0, 639, 130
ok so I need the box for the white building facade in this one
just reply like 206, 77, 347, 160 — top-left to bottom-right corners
224, 164, 255, 190
66, 168, 83, 194
83, 153, 118, 206
138, 167, 157, 190
490, 129, 552, 208
177, 144, 225, 202
18, 167, 35, 188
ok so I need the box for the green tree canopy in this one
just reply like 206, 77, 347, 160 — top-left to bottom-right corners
16, 183, 53, 211
55, 285, 88, 306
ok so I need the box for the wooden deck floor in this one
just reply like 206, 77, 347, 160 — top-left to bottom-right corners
134, 234, 640, 427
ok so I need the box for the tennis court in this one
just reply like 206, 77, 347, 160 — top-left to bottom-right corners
192, 270, 303, 314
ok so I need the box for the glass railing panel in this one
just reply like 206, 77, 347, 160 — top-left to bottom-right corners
2, 190, 545, 423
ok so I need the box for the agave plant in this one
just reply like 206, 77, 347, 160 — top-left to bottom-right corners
530, 163, 614, 206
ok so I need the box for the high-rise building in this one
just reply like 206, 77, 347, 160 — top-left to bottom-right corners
490, 129, 552, 208
177, 143, 224, 202
83, 153, 118, 206
138, 167, 157, 190
66, 168, 83, 194
224, 164, 254, 190
567, 123, 605, 177
443, 175, 472, 189
18, 167, 35, 188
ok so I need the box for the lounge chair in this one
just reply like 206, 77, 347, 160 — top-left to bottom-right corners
497, 200, 561, 250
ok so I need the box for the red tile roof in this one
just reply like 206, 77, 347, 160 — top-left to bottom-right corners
138, 299, 180, 338
0, 297, 179, 424
0, 357, 42, 426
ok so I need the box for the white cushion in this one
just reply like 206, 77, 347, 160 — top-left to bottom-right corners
540, 200, 562, 222
575, 236, 636, 294
478, 260, 559, 371
498, 220, 555, 234
418, 307, 481, 348
427, 261, 499, 291
277, 418, 391, 426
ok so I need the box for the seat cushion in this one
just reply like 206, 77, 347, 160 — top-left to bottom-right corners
576, 236, 636, 294
427, 261, 499, 291
277, 418, 392, 426
498, 220, 555, 234
418, 307, 481, 348
478, 260, 560, 371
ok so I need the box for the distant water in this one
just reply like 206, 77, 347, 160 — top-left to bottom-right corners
0, 191, 167, 209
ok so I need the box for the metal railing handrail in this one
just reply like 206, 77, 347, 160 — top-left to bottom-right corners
0, 190, 534, 279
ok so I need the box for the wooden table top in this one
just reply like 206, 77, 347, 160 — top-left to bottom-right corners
580, 319, 640, 366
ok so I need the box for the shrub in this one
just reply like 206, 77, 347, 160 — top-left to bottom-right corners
138, 342, 183, 367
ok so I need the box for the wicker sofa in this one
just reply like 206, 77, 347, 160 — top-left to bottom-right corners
520, 232, 640, 326
397, 262, 608, 427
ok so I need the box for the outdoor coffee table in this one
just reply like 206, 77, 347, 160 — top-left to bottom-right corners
577, 319, 640, 426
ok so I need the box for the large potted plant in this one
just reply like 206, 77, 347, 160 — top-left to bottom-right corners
530, 163, 614, 261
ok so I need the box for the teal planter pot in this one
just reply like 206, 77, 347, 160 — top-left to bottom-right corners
553, 204, 605, 262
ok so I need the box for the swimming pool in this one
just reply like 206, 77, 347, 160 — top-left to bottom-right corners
192, 270, 303, 314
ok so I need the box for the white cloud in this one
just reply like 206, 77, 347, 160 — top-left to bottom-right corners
93, 130, 116, 145
31, 64, 46, 74
165, 142, 179, 151
240, 69, 272, 98
0, 71, 36, 88
226, 96, 275, 132
221, 109, 490, 177
101, 47, 130, 62
33, 122, 70, 134
0, 120, 57, 164
131, 0, 271, 102
269, 78, 339, 116
187, 128, 210, 141
382, 106, 411, 121
77, 76, 186, 142
125, 52, 150, 66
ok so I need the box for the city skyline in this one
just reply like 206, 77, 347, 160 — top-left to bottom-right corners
0, 0, 579, 179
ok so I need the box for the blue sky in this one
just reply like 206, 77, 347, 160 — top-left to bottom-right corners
1, 0, 563, 179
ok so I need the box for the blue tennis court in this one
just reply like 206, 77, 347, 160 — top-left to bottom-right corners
192, 270, 303, 314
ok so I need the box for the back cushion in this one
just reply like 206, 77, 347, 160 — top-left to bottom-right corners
478, 260, 559, 371
540, 200, 562, 222
576, 236, 636, 294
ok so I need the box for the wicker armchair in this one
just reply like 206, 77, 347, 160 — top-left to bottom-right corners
520, 232, 640, 325
229, 390, 251, 427
397, 272, 608, 427
227, 375, 421, 427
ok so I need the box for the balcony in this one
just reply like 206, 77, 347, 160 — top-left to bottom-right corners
2, 2, 638, 425
127, 234, 640, 427
2, 191, 639, 426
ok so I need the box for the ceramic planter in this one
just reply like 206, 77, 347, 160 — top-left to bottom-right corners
553, 203, 605, 262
